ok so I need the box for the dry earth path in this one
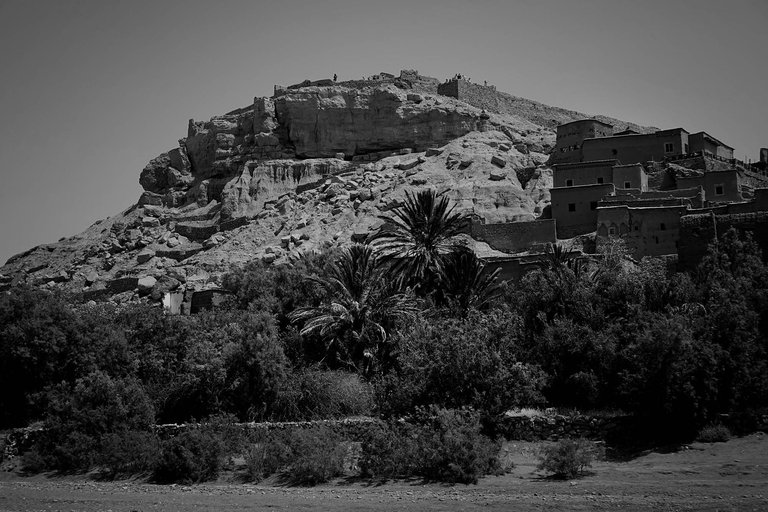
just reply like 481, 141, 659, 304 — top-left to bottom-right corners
1, 434, 767, 511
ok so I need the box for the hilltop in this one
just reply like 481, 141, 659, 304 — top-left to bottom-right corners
0, 70, 654, 303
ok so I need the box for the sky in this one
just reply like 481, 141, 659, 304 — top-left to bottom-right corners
0, 0, 766, 264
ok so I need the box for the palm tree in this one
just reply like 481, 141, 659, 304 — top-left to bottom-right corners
289, 244, 419, 375
438, 246, 502, 313
544, 242, 575, 272
372, 189, 466, 294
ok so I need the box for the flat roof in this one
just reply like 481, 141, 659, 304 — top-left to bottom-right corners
597, 204, 688, 211
582, 128, 689, 144
551, 183, 616, 192
552, 159, 617, 169
612, 162, 645, 168
557, 118, 614, 129
690, 131, 734, 150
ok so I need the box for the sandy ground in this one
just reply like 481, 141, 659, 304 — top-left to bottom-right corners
1, 433, 767, 512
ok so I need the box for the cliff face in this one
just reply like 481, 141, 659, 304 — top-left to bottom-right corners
275, 86, 482, 157
0, 71, 645, 303
139, 84, 487, 218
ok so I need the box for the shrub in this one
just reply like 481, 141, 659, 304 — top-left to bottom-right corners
243, 427, 345, 485
696, 424, 731, 443
243, 434, 293, 482
96, 431, 159, 479
282, 427, 346, 486
274, 368, 373, 421
152, 429, 225, 484
360, 407, 504, 484
536, 438, 602, 479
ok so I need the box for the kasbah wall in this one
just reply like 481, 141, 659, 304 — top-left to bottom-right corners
469, 217, 557, 253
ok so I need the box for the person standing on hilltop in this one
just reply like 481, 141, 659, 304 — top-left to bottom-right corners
333, 73, 338, 82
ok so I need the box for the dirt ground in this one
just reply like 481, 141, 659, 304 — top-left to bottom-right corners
1, 433, 767, 512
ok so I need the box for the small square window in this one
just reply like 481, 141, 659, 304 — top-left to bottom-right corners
608, 226, 616, 235
624, 181, 631, 189
566, 179, 573, 187
568, 203, 576, 212
715, 184, 724, 196
590, 201, 598, 210
664, 142, 674, 153
597, 177, 604, 184
612, 149, 618, 156
660, 223, 666, 231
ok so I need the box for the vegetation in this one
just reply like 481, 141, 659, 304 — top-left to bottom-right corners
697, 424, 731, 443
2, 188, 768, 484
359, 407, 504, 484
537, 438, 603, 479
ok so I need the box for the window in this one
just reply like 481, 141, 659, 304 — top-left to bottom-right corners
660, 223, 666, 231
608, 226, 617, 235
664, 142, 674, 153
568, 203, 576, 212
624, 181, 631, 189
590, 201, 598, 210
715, 184, 724, 196
566, 179, 573, 187
597, 177, 604, 184
612, 149, 618, 156
654, 236, 659, 244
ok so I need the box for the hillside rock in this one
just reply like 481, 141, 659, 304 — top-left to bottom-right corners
0, 69, 653, 302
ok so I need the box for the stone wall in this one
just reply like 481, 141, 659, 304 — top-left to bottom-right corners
470, 218, 556, 254
2, 414, 636, 462
480, 254, 548, 282
437, 79, 500, 112
497, 412, 631, 441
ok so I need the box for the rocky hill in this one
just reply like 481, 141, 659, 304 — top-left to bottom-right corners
0, 70, 652, 303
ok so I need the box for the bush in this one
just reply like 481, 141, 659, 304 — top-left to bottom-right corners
377, 311, 547, 421
537, 438, 602, 479
274, 368, 373, 421
283, 428, 346, 486
96, 431, 159, 479
243, 427, 345, 485
696, 424, 731, 443
31, 372, 156, 474
360, 407, 504, 484
243, 434, 293, 482
152, 429, 225, 484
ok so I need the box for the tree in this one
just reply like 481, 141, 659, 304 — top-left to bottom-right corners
372, 189, 466, 294
438, 246, 501, 314
290, 244, 419, 375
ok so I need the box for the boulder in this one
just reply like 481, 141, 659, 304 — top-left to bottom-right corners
155, 243, 204, 261
142, 217, 161, 228
491, 155, 507, 168
137, 276, 157, 295
136, 248, 155, 264
489, 170, 507, 181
